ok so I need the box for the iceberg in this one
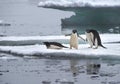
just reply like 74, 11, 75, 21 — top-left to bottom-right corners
38, 0, 120, 8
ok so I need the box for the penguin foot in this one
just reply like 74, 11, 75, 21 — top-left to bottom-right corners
88, 46, 92, 48
93, 47, 98, 49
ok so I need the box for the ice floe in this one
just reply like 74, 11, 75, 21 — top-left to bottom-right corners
0, 34, 119, 59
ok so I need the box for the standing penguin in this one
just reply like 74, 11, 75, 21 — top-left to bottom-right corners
70, 30, 79, 49
85, 29, 106, 49
69, 30, 85, 49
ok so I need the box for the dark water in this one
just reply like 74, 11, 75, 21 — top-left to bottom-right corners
1, 53, 120, 84
59, 7, 120, 34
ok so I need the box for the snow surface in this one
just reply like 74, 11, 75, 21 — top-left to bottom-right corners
0, 44, 120, 58
0, 34, 120, 59
0, 34, 119, 43
38, 0, 120, 8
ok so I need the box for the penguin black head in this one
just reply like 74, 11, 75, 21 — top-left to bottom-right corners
72, 29, 77, 34
86, 29, 91, 33
43, 42, 50, 48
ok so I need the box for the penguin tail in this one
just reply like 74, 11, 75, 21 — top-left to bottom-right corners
61, 44, 68, 48
63, 46, 69, 48
101, 44, 107, 49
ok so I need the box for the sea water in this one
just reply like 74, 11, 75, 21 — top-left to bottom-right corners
0, 0, 74, 36
1, 53, 120, 84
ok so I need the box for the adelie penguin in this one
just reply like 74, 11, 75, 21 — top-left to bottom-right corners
66, 29, 85, 49
43, 42, 68, 49
85, 29, 106, 49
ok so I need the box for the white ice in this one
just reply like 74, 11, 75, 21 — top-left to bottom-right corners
0, 34, 120, 58
38, 0, 120, 7
0, 34, 119, 43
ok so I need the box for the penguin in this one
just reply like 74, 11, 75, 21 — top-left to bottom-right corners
70, 30, 79, 49
66, 29, 85, 49
85, 29, 106, 49
43, 42, 68, 49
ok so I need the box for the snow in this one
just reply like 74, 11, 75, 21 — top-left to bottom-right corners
0, 34, 119, 43
0, 44, 120, 59
0, 34, 120, 59
38, 0, 120, 8
0, 35, 69, 41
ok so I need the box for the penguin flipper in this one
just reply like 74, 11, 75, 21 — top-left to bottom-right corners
65, 34, 71, 36
78, 35, 85, 41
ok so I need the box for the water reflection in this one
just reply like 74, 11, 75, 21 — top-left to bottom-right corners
70, 59, 79, 77
86, 61, 101, 75
69, 58, 101, 77
68, 56, 120, 84
1, 54, 120, 84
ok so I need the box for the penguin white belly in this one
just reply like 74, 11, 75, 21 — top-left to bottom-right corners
49, 45, 62, 49
85, 32, 94, 48
94, 38, 98, 49
70, 33, 78, 49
